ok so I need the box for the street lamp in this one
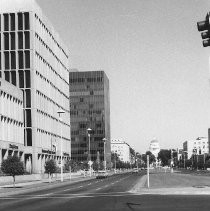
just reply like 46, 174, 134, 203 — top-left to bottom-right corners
102, 138, 107, 172
57, 109, 65, 182
87, 128, 92, 176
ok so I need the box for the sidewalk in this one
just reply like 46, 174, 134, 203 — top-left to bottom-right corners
130, 172, 210, 195
0, 174, 95, 196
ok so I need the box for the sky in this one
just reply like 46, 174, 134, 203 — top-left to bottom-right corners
37, 0, 210, 153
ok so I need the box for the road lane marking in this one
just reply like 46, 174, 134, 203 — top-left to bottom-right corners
0, 192, 134, 200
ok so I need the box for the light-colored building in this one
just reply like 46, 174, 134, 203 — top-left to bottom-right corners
0, 0, 70, 173
183, 137, 209, 159
111, 140, 131, 163
0, 79, 25, 164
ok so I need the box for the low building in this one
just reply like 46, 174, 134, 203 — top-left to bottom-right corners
0, 79, 25, 166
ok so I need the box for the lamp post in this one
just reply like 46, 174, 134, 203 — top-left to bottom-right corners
87, 128, 92, 176
57, 109, 65, 182
102, 138, 107, 172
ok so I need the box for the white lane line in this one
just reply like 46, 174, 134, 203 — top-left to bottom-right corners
96, 187, 101, 190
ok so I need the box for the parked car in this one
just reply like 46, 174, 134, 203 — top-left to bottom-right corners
96, 171, 108, 179
132, 168, 139, 173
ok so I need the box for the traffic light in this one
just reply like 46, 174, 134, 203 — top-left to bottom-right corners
197, 13, 210, 47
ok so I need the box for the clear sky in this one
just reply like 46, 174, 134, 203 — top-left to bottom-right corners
37, 0, 210, 153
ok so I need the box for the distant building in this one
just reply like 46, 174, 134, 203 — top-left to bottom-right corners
0, 0, 71, 173
149, 138, 160, 158
69, 70, 111, 167
111, 140, 131, 163
183, 137, 209, 159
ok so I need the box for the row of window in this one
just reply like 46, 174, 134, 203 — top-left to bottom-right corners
0, 31, 30, 51
34, 13, 68, 59
36, 69, 68, 101
35, 33, 68, 76
37, 128, 70, 142
0, 13, 30, 32
35, 51, 68, 87
0, 115, 23, 126
36, 89, 69, 116
0, 50, 30, 71
69, 77, 103, 84
71, 129, 104, 136
0, 90, 22, 105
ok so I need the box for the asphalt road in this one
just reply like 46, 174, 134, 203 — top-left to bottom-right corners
1, 172, 210, 211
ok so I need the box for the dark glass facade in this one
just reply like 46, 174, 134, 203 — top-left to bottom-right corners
69, 71, 111, 167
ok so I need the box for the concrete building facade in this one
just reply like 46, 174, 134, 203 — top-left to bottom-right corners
69, 70, 111, 167
0, 79, 25, 166
111, 139, 131, 163
183, 137, 209, 159
0, 0, 70, 173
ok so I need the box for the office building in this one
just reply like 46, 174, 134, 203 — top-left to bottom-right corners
183, 137, 209, 159
111, 139, 131, 163
0, 0, 70, 173
69, 70, 111, 167
0, 79, 25, 165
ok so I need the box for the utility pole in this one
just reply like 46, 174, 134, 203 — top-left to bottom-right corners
147, 155, 149, 188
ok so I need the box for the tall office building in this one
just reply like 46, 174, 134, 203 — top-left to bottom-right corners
69, 71, 111, 167
0, 0, 70, 173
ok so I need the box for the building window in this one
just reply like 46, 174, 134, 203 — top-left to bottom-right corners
18, 70, 24, 88
18, 51, 24, 69
11, 51, 16, 69
18, 32, 23, 49
25, 51, 30, 68
4, 33, 9, 50
10, 13, 15, 31
24, 12, 30, 30
11, 71, 16, 86
4, 52, 10, 70
25, 31, 30, 49
4, 14, 9, 31
18, 13, 23, 30
11, 32, 16, 50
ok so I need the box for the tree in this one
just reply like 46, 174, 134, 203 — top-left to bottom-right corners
142, 151, 156, 165
1, 155, 24, 187
45, 159, 57, 182
92, 161, 104, 171
158, 149, 171, 166
64, 160, 79, 172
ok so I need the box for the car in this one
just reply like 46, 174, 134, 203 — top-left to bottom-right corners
132, 168, 139, 173
96, 171, 108, 179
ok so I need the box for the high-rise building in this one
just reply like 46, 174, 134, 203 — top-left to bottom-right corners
0, 0, 70, 173
69, 70, 111, 167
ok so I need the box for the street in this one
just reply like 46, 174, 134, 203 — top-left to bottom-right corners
1, 172, 210, 211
